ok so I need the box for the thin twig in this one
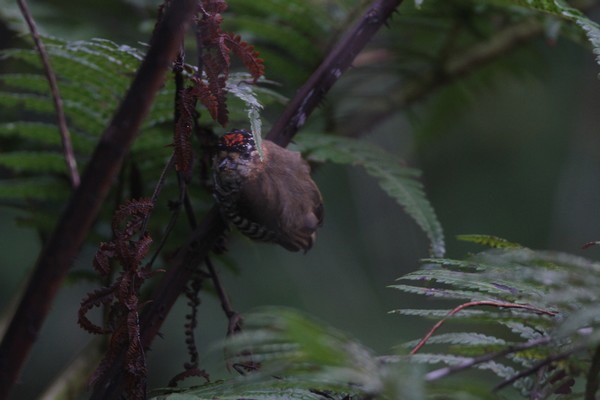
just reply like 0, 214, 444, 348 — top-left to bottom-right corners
410, 300, 557, 355
147, 169, 188, 268
494, 344, 587, 392
424, 336, 552, 381
139, 153, 175, 237
16, 0, 80, 188
205, 257, 241, 335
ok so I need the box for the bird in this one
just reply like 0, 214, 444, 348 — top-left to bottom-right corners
212, 129, 323, 252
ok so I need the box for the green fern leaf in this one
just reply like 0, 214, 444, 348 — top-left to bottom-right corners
457, 234, 524, 249
153, 308, 424, 399
295, 133, 445, 257
398, 269, 527, 299
0, 122, 94, 151
0, 178, 70, 201
404, 333, 508, 348
389, 283, 495, 301
0, 36, 278, 230
206, 308, 424, 399
225, 0, 340, 84
0, 152, 69, 174
393, 245, 600, 396
487, 0, 600, 69
152, 383, 328, 400
226, 75, 264, 159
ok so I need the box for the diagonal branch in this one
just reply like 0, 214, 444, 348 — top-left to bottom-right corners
266, 0, 403, 147
494, 344, 587, 392
16, 0, 80, 188
424, 335, 553, 381
0, 1, 197, 398
89, 0, 405, 398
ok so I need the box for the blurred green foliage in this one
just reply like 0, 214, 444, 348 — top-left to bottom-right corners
1, 0, 600, 399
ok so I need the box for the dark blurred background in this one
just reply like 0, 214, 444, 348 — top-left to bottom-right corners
1, 0, 600, 398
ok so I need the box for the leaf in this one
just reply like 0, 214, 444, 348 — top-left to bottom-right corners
457, 234, 524, 249
295, 133, 445, 257
0, 151, 69, 174
173, 307, 425, 400
489, 0, 600, 69
226, 77, 264, 159
393, 245, 600, 396
403, 333, 507, 348
0, 178, 70, 201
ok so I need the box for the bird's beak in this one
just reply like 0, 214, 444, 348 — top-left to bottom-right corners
218, 157, 233, 171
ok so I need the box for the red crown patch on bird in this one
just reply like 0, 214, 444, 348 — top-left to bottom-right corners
218, 129, 255, 153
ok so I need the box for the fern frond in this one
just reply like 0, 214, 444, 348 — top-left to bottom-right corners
0, 122, 94, 151
296, 133, 445, 257
224, 33, 265, 81
457, 234, 524, 249
152, 307, 427, 399
389, 283, 493, 301
490, 0, 600, 68
226, 77, 264, 158
403, 333, 508, 348
395, 246, 600, 396
0, 151, 69, 174
152, 383, 330, 400
398, 268, 532, 300
0, 178, 70, 201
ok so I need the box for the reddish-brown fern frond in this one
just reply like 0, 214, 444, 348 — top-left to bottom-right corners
78, 285, 118, 335
225, 33, 265, 81
189, 77, 219, 122
168, 368, 210, 387
133, 233, 153, 267
90, 321, 128, 388
202, 0, 227, 14
202, 49, 229, 126
112, 198, 154, 239
93, 241, 116, 276
80, 197, 159, 399
192, 0, 263, 127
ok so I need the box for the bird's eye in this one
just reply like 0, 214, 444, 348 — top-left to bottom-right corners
240, 152, 251, 160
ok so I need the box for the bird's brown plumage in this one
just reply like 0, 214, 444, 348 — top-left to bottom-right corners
213, 130, 323, 252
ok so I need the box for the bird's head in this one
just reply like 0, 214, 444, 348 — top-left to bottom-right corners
214, 129, 263, 180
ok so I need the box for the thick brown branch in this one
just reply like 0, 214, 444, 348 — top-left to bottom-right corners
0, 1, 196, 398
16, 0, 80, 188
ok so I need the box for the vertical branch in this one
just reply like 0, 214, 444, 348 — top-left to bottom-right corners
16, 0, 80, 188
0, 1, 197, 398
